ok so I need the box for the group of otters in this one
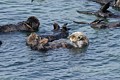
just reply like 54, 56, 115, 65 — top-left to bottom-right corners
0, 0, 120, 51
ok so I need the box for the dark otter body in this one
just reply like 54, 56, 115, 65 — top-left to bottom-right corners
77, 2, 120, 18
0, 16, 40, 33
30, 39, 73, 51
39, 32, 68, 42
39, 23, 69, 42
90, 19, 120, 28
74, 19, 120, 29
0, 41, 2, 46
0, 22, 33, 33
89, 0, 120, 8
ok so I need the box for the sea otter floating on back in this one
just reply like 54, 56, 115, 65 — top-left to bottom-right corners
89, 0, 120, 8
77, 2, 120, 18
26, 32, 89, 51
0, 16, 40, 33
73, 19, 120, 29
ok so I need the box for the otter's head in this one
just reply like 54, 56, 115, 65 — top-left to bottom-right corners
68, 32, 89, 48
26, 16, 40, 31
26, 33, 39, 46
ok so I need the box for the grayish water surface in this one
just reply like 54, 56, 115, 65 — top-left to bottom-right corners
0, 0, 120, 80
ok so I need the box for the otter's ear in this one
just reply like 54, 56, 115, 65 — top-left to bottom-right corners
100, 2, 110, 12
78, 35, 84, 40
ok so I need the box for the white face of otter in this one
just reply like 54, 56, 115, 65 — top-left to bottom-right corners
68, 32, 89, 48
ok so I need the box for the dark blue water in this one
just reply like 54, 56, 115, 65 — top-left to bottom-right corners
0, 0, 120, 80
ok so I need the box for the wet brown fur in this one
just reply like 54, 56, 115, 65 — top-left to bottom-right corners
0, 16, 40, 33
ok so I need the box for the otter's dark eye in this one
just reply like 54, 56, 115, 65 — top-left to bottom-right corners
78, 36, 84, 40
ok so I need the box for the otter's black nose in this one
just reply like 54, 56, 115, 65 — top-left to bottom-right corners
0, 41, 2, 46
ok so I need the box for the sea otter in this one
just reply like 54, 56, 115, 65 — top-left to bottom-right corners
26, 32, 89, 51
77, 2, 120, 18
89, 0, 120, 8
73, 19, 120, 29
0, 16, 40, 33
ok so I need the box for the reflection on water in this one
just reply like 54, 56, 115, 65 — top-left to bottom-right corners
0, 0, 120, 80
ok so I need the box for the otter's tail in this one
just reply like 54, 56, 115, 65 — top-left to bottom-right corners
73, 21, 90, 25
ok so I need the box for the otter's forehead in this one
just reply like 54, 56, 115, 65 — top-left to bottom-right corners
70, 32, 84, 37
30, 33, 37, 37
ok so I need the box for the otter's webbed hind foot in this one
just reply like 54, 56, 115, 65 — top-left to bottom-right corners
100, 1, 111, 12
77, 10, 96, 15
